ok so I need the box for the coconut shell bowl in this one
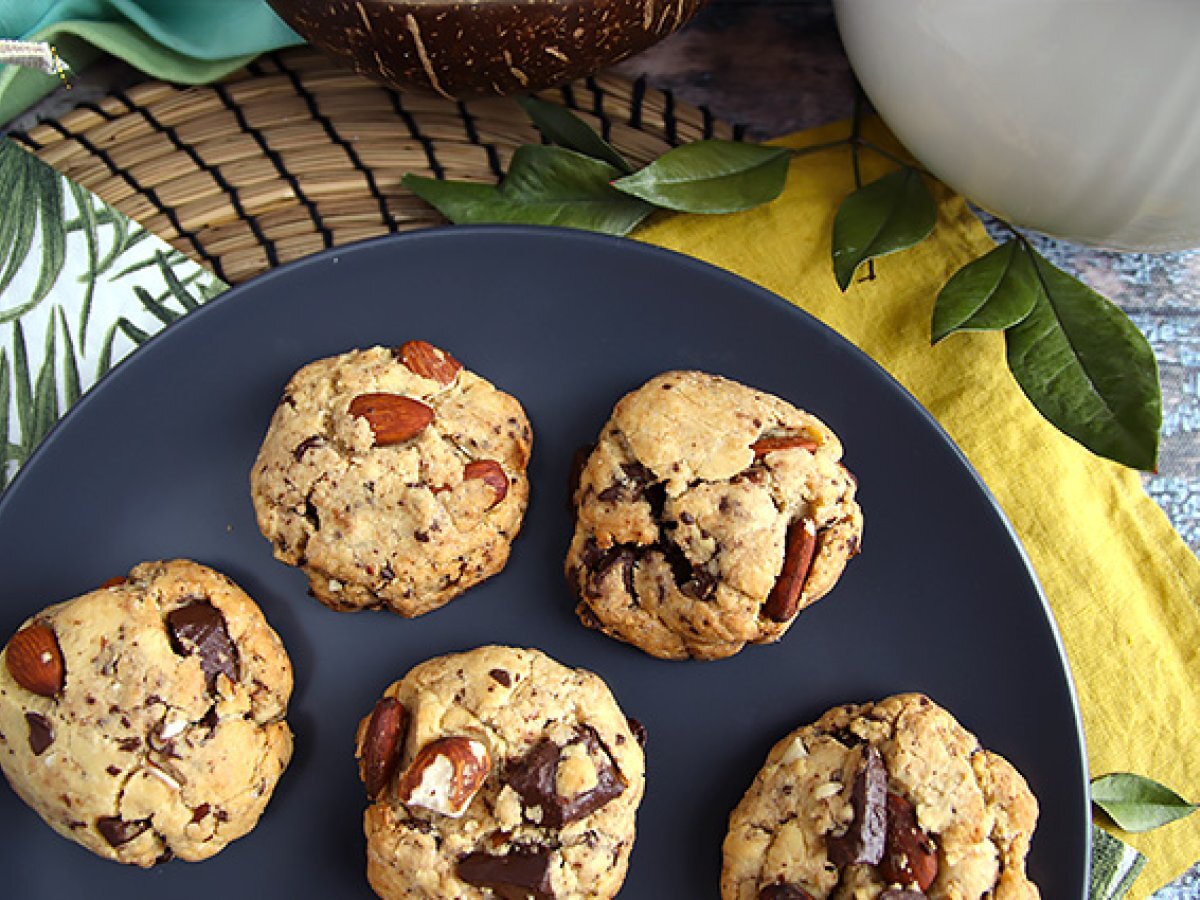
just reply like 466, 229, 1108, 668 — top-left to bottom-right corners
267, 0, 708, 99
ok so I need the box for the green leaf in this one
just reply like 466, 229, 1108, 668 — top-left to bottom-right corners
832, 167, 937, 291
1005, 247, 1161, 471
932, 239, 1038, 343
612, 141, 789, 214
11, 321, 33, 448
517, 96, 632, 174
116, 318, 152, 345
69, 181, 99, 344
404, 146, 653, 236
57, 308, 82, 408
156, 250, 201, 311
133, 286, 180, 327
97, 323, 119, 378
30, 318, 58, 451
1092, 773, 1197, 833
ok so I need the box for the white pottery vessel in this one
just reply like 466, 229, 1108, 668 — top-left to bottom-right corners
834, 0, 1200, 251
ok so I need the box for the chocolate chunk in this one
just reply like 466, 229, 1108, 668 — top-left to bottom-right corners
489, 668, 512, 687
166, 600, 240, 691
597, 484, 624, 503
626, 717, 648, 748
505, 727, 626, 827
190, 804, 211, 823
826, 745, 887, 867
292, 435, 325, 461
759, 885, 815, 900
96, 816, 151, 847
457, 847, 555, 900
25, 712, 53, 755
116, 737, 141, 752
681, 567, 719, 601
642, 480, 667, 518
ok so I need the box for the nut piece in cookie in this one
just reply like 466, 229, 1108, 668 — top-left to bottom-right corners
354, 645, 645, 900
0, 560, 294, 867
565, 370, 863, 660
721, 693, 1040, 900
250, 342, 533, 617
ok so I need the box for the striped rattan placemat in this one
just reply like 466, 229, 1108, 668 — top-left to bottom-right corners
9, 46, 742, 285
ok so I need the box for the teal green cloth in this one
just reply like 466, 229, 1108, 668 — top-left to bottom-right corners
0, 0, 303, 123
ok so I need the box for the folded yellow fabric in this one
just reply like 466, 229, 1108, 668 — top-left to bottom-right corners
637, 119, 1200, 893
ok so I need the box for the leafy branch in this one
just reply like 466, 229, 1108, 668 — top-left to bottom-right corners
401, 96, 1162, 471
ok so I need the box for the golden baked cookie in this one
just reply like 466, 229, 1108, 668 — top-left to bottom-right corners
250, 342, 532, 617
0, 560, 293, 867
566, 370, 862, 660
355, 645, 645, 900
721, 694, 1040, 899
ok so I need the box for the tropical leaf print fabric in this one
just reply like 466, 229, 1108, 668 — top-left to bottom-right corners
0, 137, 226, 489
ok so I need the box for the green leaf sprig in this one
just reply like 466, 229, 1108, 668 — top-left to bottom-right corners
401, 94, 1163, 471
1092, 773, 1198, 833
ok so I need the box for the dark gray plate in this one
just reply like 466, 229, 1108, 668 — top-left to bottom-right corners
0, 227, 1088, 898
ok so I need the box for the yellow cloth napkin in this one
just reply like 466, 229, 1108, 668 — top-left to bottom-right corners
637, 119, 1200, 893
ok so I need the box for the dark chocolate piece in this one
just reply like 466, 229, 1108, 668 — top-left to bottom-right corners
758, 884, 815, 900
25, 712, 53, 755
505, 727, 625, 827
165, 600, 240, 691
826, 744, 887, 867
96, 816, 151, 847
457, 847, 554, 900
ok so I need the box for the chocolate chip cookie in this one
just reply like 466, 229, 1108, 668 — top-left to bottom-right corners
0, 560, 293, 867
566, 370, 862, 660
355, 645, 645, 900
250, 342, 532, 617
722, 694, 1040, 899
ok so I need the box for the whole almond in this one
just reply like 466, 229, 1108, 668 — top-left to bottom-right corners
751, 434, 818, 457
879, 792, 939, 891
350, 393, 434, 446
398, 340, 462, 385
359, 697, 408, 799
396, 735, 491, 817
464, 459, 509, 508
762, 518, 818, 622
5, 624, 65, 697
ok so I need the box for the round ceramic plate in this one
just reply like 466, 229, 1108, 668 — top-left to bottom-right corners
0, 227, 1088, 898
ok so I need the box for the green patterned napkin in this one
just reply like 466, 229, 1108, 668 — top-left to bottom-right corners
0, 135, 1191, 900
0, 136, 225, 489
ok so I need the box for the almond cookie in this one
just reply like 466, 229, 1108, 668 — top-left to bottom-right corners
0, 560, 293, 867
722, 693, 1040, 900
250, 342, 532, 617
355, 645, 645, 900
566, 370, 862, 660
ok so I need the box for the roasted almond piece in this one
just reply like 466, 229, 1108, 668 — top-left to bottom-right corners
5, 624, 64, 697
99, 576, 127, 589
464, 459, 509, 507
879, 792, 938, 891
349, 393, 434, 446
750, 434, 818, 457
762, 518, 818, 622
398, 340, 462, 385
359, 697, 408, 800
396, 735, 490, 817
